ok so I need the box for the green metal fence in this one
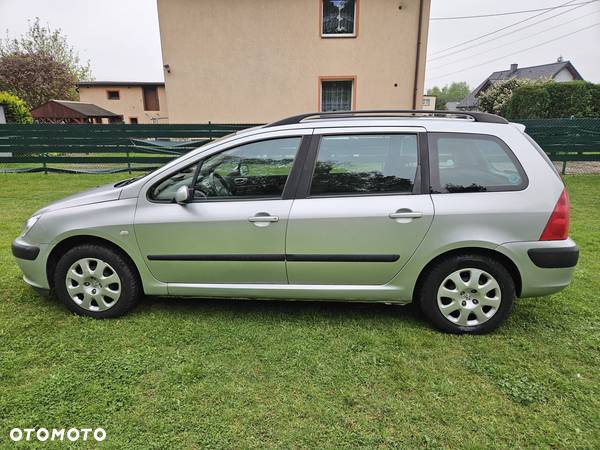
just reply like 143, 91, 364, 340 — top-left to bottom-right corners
0, 118, 598, 174
519, 118, 600, 173
0, 123, 256, 174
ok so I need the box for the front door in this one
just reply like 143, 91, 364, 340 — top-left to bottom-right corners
134, 136, 305, 284
286, 130, 434, 285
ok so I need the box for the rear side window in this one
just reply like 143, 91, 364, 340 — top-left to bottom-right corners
310, 134, 419, 196
429, 133, 527, 193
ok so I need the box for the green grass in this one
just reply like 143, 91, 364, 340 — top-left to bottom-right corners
0, 173, 599, 449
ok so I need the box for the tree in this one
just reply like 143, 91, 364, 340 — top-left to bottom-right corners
0, 18, 91, 108
478, 78, 549, 117
427, 82, 470, 110
0, 53, 78, 108
0, 91, 33, 123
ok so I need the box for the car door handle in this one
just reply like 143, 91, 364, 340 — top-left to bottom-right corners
248, 215, 279, 223
389, 211, 423, 219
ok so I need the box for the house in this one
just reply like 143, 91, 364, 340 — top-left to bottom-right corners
157, 0, 431, 123
77, 81, 168, 124
30, 100, 122, 124
421, 95, 436, 110
457, 60, 583, 111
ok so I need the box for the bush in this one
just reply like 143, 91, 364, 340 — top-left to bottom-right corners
478, 78, 547, 117
506, 81, 600, 119
0, 91, 33, 123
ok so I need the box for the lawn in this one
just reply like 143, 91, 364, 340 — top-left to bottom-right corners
0, 173, 599, 449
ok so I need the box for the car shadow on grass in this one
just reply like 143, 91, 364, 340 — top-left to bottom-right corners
136, 295, 427, 327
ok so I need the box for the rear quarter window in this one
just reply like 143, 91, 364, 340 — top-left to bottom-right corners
428, 132, 528, 193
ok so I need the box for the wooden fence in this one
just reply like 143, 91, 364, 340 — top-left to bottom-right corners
0, 118, 598, 174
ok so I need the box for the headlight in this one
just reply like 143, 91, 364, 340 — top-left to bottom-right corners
21, 215, 41, 237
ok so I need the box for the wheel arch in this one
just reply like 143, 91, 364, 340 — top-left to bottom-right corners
46, 235, 142, 289
413, 247, 523, 301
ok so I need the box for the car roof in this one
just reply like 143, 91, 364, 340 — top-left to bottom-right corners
232, 110, 515, 140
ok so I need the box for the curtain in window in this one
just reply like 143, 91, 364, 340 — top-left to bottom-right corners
322, 80, 353, 112
322, 0, 356, 35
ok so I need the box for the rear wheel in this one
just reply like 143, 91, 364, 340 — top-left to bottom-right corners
54, 244, 141, 318
418, 254, 515, 334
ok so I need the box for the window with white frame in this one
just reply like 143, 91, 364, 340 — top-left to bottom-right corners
322, 0, 357, 37
321, 80, 353, 112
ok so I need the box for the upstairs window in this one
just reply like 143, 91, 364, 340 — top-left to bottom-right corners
143, 86, 160, 111
107, 90, 120, 100
321, 79, 354, 112
322, 0, 357, 37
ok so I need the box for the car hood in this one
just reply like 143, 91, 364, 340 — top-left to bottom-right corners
35, 182, 122, 215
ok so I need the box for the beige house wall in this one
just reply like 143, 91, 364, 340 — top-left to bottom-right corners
78, 85, 169, 124
157, 0, 430, 123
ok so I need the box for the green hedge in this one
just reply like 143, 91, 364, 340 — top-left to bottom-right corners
0, 91, 33, 124
506, 81, 600, 119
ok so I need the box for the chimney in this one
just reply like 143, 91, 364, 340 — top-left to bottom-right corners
510, 63, 518, 72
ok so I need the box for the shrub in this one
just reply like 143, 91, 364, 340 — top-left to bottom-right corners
506, 81, 600, 119
0, 91, 33, 123
478, 78, 548, 117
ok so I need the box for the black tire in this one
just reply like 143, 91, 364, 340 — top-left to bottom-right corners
417, 254, 515, 334
54, 244, 141, 319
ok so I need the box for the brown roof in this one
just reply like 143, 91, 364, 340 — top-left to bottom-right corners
31, 100, 121, 119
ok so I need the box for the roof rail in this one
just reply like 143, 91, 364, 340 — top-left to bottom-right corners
265, 110, 509, 127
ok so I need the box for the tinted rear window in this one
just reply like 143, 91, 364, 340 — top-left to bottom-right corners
429, 133, 528, 193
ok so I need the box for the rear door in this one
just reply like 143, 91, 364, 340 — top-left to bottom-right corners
285, 127, 434, 285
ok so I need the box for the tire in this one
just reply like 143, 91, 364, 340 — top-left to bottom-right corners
54, 244, 141, 318
417, 254, 515, 334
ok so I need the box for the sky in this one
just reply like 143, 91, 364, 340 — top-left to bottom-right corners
0, 0, 599, 93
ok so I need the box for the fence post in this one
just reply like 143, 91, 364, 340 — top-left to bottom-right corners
127, 149, 132, 174
208, 121, 213, 142
43, 152, 48, 175
562, 160, 567, 175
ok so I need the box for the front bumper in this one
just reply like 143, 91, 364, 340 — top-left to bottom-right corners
498, 238, 578, 298
11, 239, 40, 260
12, 238, 51, 290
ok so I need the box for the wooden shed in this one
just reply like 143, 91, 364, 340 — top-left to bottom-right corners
31, 100, 123, 124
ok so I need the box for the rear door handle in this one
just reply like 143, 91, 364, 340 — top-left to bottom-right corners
389, 211, 423, 219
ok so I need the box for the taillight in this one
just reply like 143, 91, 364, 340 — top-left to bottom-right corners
540, 189, 570, 241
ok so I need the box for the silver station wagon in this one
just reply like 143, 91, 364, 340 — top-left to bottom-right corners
12, 110, 579, 333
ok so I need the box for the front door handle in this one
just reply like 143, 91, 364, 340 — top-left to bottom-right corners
389, 211, 423, 219
248, 213, 279, 227
248, 216, 279, 222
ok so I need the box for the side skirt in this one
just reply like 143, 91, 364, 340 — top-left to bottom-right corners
165, 282, 411, 303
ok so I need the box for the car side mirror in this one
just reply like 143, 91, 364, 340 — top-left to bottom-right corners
175, 185, 191, 204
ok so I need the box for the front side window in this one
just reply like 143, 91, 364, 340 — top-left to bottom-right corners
429, 133, 527, 193
322, 0, 357, 36
310, 134, 419, 196
151, 137, 302, 201
321, 79, 353, 112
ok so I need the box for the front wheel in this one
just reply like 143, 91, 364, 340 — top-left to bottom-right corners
54, 244, 141, 318
417, 254, 515, 334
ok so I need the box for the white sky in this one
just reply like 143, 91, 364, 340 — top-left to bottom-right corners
0, 0, 599, 92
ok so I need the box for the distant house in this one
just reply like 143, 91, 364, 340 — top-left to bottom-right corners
31, 100, 122, 124
77, 81, 168, 124
457, 60, 584, 111
422, 95, 436, 110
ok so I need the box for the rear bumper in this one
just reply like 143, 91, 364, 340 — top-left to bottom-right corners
528, 246, 579, 268
497, 238, 578, 298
